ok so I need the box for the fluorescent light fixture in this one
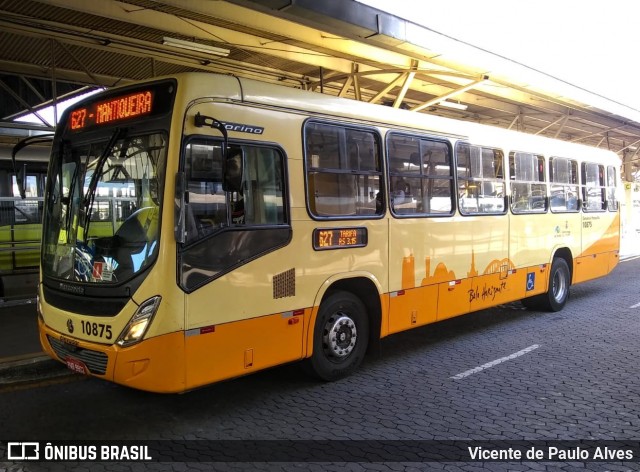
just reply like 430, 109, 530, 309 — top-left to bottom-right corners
162, 37, 229, 57
438, 100, 468, 110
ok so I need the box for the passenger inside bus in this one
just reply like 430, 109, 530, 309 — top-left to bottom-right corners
392, 176, 411, 205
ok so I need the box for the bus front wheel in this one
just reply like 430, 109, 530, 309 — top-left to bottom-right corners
523, 258, 571, 312
307, 291, 369, 381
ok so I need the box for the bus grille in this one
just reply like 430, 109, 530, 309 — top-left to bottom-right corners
48, 336, 108, 375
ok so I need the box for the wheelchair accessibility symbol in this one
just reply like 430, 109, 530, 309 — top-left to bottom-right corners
526, 272, 535, 291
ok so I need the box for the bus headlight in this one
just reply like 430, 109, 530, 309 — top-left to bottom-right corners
116, 296, 161, 347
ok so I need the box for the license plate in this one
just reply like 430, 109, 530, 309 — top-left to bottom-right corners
65, 357, 88, 375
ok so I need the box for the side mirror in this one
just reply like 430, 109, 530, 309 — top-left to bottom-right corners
11, 134, 54, 199
174, 171, 186, 244
223, 146, 244, 193
16, 163, 27, 199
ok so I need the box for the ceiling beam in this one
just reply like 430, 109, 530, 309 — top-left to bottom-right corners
393, 60, 418, 108
367, 73, 407, 105
1, 0, 639, 169
0, 78, 52, 126
411, 75, 488, 112
534, 114, 567, 136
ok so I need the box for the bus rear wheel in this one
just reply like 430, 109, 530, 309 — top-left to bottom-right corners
306, 291, 369, 381
523, 258, 571, 312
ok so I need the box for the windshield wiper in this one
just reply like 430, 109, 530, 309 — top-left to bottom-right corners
63, 159, 80, 243
81, 128, 126, 239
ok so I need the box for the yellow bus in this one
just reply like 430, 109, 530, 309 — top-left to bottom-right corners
37, 73, 620, 393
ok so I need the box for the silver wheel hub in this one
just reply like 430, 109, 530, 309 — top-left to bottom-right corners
323, 314, 357, 358
553, 269, 567, 302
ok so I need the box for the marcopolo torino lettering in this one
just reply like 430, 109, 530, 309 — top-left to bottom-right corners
222, 121, 264, 134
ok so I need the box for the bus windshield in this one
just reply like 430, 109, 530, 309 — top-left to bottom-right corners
42, 132, 167, 284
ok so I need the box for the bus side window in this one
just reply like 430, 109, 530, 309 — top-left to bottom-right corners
305, 121, 382, 218
183, 139, 288, 243
606, 165, 619, 211
456, 143, 505, 215
179, 139, 290, 290
509, 152, 547, 214
549, 157, 579, 212
387, 134, 454, 216
241, 147, 286, 225
582, 162, 606, 211
184, 140, 225, 242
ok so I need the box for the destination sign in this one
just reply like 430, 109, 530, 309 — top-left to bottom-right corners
313, 227, 367, 251
64, 80, 176, 133
69, 90, 154, 131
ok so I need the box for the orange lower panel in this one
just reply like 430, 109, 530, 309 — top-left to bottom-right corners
437, 278, 472, 320
386, 264, 551, 330
184, 310, 307, 390
40, 310, 308, 393
388, 285, 438, 334
113, 332, 186, 393
39, 318, 187, 393
608, 251, 620, 272
574, 252, 612, 284
468, 273, 511, 312
469, 266, 549, 311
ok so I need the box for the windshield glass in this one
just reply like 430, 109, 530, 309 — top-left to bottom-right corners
42, 132, 167, 284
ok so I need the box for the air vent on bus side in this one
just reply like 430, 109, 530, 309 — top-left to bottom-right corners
273, 268, 295, 299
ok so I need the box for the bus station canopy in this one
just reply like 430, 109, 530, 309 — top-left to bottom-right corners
0, 0, 638, 179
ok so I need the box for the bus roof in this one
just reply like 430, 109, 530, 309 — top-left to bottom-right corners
108, 72, 623, 165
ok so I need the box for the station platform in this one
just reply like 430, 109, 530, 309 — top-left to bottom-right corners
0, 298, 73, 387
1, 230, 639, 387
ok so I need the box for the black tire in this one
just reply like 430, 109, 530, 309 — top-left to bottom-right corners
306, 291, 369, 381
523, 258, 571, 312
